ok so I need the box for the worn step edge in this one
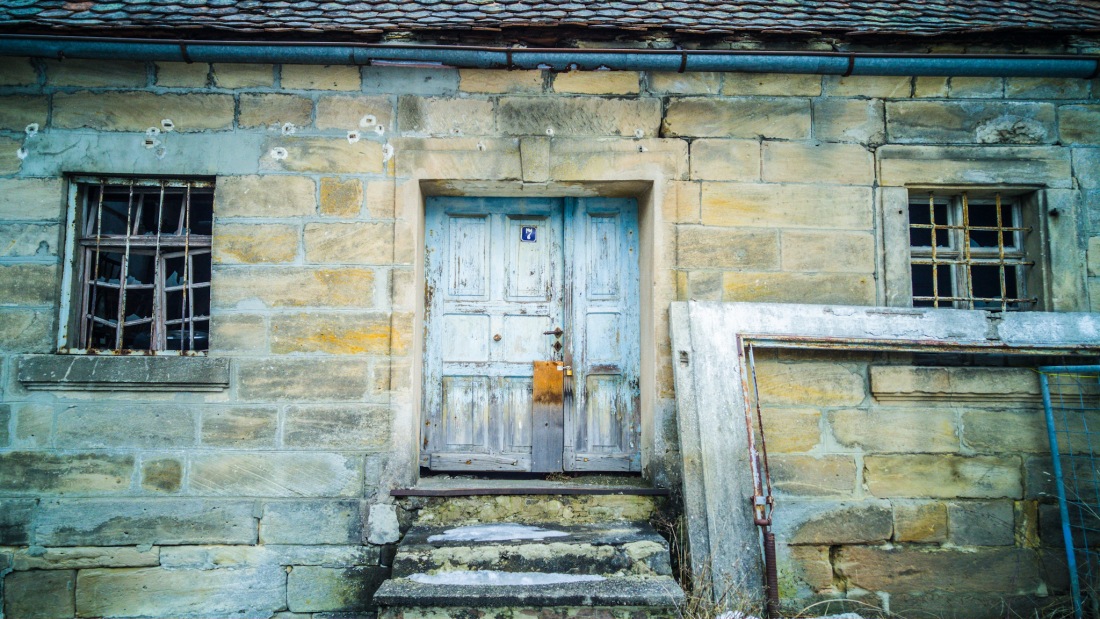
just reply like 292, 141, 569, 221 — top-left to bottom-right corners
400, 521, 668, 547
380, 606, 679, 619
391, 540, 672, 578
374, 575, 686, 608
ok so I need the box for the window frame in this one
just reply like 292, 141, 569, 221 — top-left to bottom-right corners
57, 175, 215, 355
907, 190, 1036, 311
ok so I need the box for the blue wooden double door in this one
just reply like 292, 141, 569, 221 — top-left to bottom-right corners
422, 197, 641, 473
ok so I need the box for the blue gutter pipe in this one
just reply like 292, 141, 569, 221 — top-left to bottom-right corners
0, 34, 1097, 78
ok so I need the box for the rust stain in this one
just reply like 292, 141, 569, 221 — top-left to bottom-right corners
532, 360, 563, 405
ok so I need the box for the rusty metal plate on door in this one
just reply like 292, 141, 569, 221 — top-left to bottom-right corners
531, 360, 565, 472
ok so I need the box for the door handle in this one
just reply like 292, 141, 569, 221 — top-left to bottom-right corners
543, 327, 564, 336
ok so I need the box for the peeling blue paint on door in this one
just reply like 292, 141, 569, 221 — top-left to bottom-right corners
422, 197, 639, 472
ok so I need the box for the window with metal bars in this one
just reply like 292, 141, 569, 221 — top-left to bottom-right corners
908, 191, 1036, 311
72, 177, 213, 352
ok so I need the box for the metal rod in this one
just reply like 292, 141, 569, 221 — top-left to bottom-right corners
1041, 371, 1084, 619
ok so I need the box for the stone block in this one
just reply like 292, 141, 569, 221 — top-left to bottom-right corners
1024, 456, 1056, 500
55, 405, 195, 449
499, 97, 661, 137
201, 406, 277, 447
647, 71, 720, 95
213, 222, 299, 264
962, 408, 1048, 453
865, 454, 1022, 499
779, 230, 875, 273
1060, 104, 1100, 144
0, 178, 64, 220
190, 453, 362, 498
835, 546, 1041, 593
141, 458, 183, 493
1075, 149, 1100, 189
886, 101, 1055, 144
213, 63, 275, 88
398, 96, 495, 136
0, 452, 132, 494
768, 455, 857, 497
0, 498, 35, 545
824, 75, 911, 98
319, 177, 363, 217
4, 570, 75, 619
284, 405, 391, 450
53, 92, 234, 132
553, 71, 639, 94
723, 72, 821, 96
701, 183, 872, 229
212, 266, 375, 309
239, 94, 313, 129
762, 141, 874, 185
759, 407, 820, 453
949, 76, 1004, 98
0, 95, 47, 132
288, 566, 387, 612
395, 141, 522, 180
663, 97, 810, 139
304, 222, 393, 264
813, 98, 885, 145
44, 58, 146, 87
0, 57, 38, 86
772, 500, 892, 544
216, 174, 316, 218
752, 360, 866, 407
207, 313, 267, 353
0, 309, 54, 353
261, 136, 384, 174
363, 65, 459, 96
282, 64, 361, 91
0, 223, 60, 257
0, 263, 58, 306
675, 226, 779, 270
156, 62, 210, 87
12, 546, 159, 570
722, 271, 875, 305
948, 500, 1015, 546
869, 366, 1041, 403
366, 180, 395, 219
779, 544, 834, 594
0, 404, 7, 447
547, 138, 687, 180
877, 145, 1072, 187
1091, 236, 1100, 276
1006, 77, 1089, 99
913, 76, 949, 98
688, 139, 760, 181
13, 402, 52, 447
0, 136, 19, 174
237, 357, 373, 401
270, 312, 392, 355
368, 503, 401, 544
316, 95, 394, 132
36, 498, 256, 545
159, 545, 378, 572
261, 499, 362, 544
459, 69, 544, 94
893, 500, 948, 542
828, 407, 958, 453
76, 567, 285, 618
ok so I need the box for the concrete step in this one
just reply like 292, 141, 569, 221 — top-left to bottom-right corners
411, 493, 664, 526
374, 574, 685, 611
392, 522, 672, 577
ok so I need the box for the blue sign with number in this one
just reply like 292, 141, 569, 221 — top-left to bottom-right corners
521, 226, 537, 242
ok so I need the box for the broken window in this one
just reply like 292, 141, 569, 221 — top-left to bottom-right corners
908, 191, 1036, 311
69, 177, 213, 352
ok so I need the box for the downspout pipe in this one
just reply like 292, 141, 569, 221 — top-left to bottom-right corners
1, 34, 1098, 78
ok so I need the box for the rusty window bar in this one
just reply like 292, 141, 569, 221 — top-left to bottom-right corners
909, 191, 1035, 311
76, 178, 213, 352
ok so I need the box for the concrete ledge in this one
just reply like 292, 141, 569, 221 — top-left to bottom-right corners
18, 355, 230, 391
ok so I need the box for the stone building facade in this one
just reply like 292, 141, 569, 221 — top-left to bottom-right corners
1, 8, 1100, 617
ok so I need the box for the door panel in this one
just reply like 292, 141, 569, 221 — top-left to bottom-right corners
422, 196, 639, 472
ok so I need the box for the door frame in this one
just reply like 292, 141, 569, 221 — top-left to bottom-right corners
387, 139, 683, 487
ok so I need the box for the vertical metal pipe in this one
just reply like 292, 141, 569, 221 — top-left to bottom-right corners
1041, 371, 1083, 619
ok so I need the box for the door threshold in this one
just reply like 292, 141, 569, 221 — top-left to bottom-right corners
391, 473, 669, 497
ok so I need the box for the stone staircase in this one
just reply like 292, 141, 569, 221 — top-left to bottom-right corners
377, 489, 685, 619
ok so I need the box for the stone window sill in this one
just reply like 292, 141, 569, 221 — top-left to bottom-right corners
17, 354, 230, 392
